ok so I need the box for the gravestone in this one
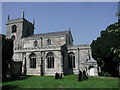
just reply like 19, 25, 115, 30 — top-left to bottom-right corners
55, 73, 63, 79
59, 73, 62, 79
55, 73, 59, 79
78, 70, 82, 81
82, 70, 88, 80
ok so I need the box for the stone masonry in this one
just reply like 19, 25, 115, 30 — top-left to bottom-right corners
6, 12, 98, 76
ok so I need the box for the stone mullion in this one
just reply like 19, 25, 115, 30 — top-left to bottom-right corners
22, 53, 25, 74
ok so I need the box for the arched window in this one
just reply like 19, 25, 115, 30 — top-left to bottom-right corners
29, 53, 36, 68
11, 35, 15, 40
46, 52, 54, 68
68, 52, 75, 68
12, 25, 17, 33
47, 39, 51, 45
34, 40, 38, 47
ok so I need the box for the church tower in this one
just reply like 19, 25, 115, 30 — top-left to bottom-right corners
6, 12, 35, 48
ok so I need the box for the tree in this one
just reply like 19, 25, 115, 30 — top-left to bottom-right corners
1, 34, 13, 78
91, 22, 120, 77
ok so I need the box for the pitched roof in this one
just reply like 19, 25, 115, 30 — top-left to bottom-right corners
24, 30, 70, 39
86, 59, 97, 63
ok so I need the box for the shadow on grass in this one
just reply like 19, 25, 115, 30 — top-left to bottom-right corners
2, 85, 19, 90
2, 75, 32, 83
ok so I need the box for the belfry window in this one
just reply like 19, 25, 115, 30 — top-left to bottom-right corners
47, 39, 51, 45
29, 53, 36, 68
46, 52, 54, 68
12, 25, 17, 33
34, 40, 38, 47
68, 52, 75, 68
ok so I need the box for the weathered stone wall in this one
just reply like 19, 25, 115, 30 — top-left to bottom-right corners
25, 52, 41, 75
14, 46, 63, 76
22, 19, 34, 37
13, 44, 98, 76
23, 35, 67, 48
6, 18, 23, 39
67, 45, 98, 76
13, 52, 23, 61
44, 51, 62, 76
6, 18, 34, 49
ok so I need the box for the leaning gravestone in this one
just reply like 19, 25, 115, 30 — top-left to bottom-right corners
78, 70, 82, 81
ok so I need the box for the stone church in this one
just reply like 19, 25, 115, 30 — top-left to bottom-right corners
6, 12, 98, 76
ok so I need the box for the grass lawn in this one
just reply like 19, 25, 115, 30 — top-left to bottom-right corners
1, 75, 119, 89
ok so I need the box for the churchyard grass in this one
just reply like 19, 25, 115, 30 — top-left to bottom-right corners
1, 75, 119, 88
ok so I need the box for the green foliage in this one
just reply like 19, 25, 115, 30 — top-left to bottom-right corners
1, 75, 119, 88
91, 22, 120, 77
2, 34, 13, 78
104, 72, 111, 77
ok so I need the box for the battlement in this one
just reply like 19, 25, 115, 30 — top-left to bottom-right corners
7, 17, 34, 25
7, 11, 34, 25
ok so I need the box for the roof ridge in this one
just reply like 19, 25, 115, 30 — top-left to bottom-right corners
24, 30, 70, 38
39, 30, 69, 34
32, 30, 69, 36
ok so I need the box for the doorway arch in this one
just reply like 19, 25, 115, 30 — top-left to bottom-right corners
89, 66, 96, 76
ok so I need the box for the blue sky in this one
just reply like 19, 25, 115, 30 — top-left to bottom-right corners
2, 2, 118, 45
